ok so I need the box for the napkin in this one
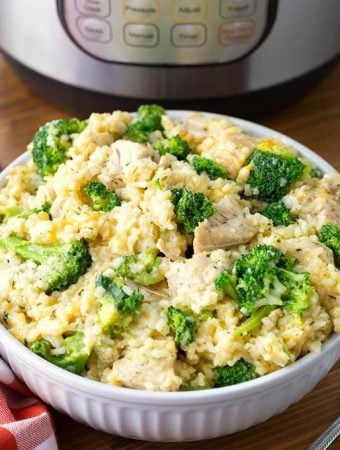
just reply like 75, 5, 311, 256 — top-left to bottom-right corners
0, 359, 58, 450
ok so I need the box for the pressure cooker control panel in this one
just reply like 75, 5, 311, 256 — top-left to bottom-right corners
60, 0, 271, 65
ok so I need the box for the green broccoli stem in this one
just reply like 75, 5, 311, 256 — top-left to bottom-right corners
0, 235, 92, 293
0, 205, 23, 218
235, 305, 276, 336
0, 203, 51, 223
0, 235, 56, 263
277, 268, 306, 283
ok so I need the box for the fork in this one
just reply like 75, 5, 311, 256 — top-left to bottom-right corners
308, 417, 340, 450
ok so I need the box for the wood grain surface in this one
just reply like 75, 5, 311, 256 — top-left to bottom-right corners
0, 54, 339, 450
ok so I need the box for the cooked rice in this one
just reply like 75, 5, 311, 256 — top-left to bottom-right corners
0, 110, 338, 391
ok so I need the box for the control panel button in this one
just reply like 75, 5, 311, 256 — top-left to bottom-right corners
219, 20, 255, 45
173, 0, 206, 21
124, 23, 159, 47
171, 24, 207, 47
77, 17, 112, 42
123, 0, 159, 21
219, 0, 256, 19
75, 0, 110, 17
63, 0, 269, 64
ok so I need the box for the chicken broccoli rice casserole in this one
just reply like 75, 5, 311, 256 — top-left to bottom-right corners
0, 105, 339, 391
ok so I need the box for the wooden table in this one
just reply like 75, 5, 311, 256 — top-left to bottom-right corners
0, 54, 339, 450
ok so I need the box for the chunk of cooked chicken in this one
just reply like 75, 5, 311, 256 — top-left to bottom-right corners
98, 140, 158, 188
110, 139, 158, 175
322, 172, 340, 198
271, 235, 340, 332
193, 197, 260, 253
196, 128, 257, 180
277, 236, 335, 266
161, 113, 235, 148
180, 113, 236, 144
284, 172, 340, 230
108, 337, 181, 391
165, 250, 232, 313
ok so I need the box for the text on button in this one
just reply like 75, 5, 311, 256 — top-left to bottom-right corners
171, 24, 207, 47
220, 0, 257, 19
75, 0, 110, 17
173, 0, 206, 21
77, 17, 112, 42
219, 19, 256, 45
124, 24, 159, 47
123, 0, 158, 21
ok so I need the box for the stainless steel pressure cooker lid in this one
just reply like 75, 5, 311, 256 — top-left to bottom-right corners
58, 0, 276, 65
1, 0, 339, 116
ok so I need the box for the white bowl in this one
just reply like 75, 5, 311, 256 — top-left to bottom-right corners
0, 112, 339, 442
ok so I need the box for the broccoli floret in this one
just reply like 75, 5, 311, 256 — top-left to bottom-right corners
246, 149, 306, 201
310, 167, 323, 179
235, 244, 313, 316
191, 156, 228, 179
215, 270, 237, 300
137, 104, 164, 130
32, 118, 87, 177
123, 104, 164, 143
123, 121, 150, 144
319, 224, 340, 267
167, 306, 196, 346
154, 135, 190, 160
196, 309, 215, 321
233, 244, 287, 315
215, 359, 257, 387
0, 235, 91, 293
0, 202, 51, 222
278, 269, 314, 315
171, 188, 215, 234
261, 201, 295, 226
84, 181, 121, 212
216, 244, 314, 333
30, 332, 89, 374
115, 251, 165, 285
32, 202, 52, 215
95, 274, 144, 335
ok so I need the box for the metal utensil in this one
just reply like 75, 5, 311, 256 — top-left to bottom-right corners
308, 417, 340, 450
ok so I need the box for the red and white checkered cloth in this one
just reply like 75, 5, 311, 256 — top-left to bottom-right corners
0, 359, 58, 450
